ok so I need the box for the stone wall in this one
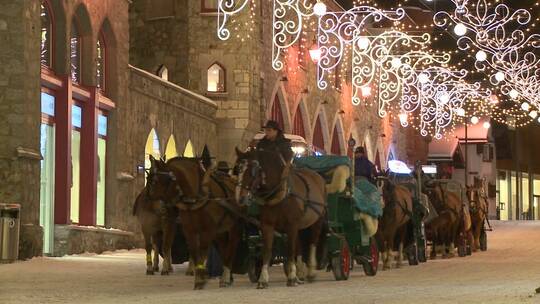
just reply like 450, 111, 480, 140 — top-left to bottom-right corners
0, 0, 43, 259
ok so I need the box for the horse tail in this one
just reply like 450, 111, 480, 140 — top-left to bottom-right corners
132, 188, 146, 216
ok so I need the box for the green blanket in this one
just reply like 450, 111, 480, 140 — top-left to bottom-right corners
294, 156, 382, 218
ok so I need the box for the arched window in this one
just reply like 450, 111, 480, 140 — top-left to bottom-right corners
157, 65, 168, 81
270, 95, 284, 131
165, 135, 178, 160
207, 63, 225, 92
96, 33, 105, 91
313, 115, 325, 155
40, 1, 52, 67
292, 106, 305, 138
70, 21, 81, 83
375, 150, 381, 172
144, 129, 161, 170
183, 140, 195, 158
331, 126, 341, 155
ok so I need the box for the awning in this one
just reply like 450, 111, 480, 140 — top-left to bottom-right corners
428, 137, 460, 162
453, 118, 490, 144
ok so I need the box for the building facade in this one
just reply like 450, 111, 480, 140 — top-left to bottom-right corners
1, 0, 428, 259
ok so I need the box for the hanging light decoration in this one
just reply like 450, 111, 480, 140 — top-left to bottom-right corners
217, 0, 251, 40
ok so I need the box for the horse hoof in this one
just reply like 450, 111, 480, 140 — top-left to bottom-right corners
161, 270, 169, 276
194, 281, 207, 290
257, 282, 269, 289
185, 270, 194, 276
296, 278, 305, 285
219, 281, 232, 288
306, 275, 316, 283
153, 267, 159, 272
287, 279, 298, 287
382, 265, 391, 271
146, 270, 154, 275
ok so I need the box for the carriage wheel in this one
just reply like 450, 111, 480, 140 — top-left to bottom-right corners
331, 240, 351, 281
407, 243, 419, 266
247, 257, 262, 283
363, 237, 379, 277
479, 230, 488, 251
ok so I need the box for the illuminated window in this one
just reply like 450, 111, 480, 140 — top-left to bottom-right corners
157, 65, 168, 81
207, 63, 225, 92
40, 1, 52, 67
96, 113, 107, 226
70, 21, 81, 83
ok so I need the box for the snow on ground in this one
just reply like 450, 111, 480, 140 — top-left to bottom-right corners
2, 221, 540, 304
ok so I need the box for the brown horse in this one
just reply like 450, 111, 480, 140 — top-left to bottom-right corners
235, 149, 327, 289
132, 185, 177, 275
145, 155, 243, 289
425, 183, 462, 258
466, 184, 488, 251
376, 177, 413, 270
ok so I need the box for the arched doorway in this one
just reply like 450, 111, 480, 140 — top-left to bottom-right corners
270, 95, 285, 131
292, 105, 306, 139
313, 115, 325, 155
144, 129, 161, 170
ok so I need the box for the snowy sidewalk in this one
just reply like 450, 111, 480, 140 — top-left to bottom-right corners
2, 221, 540, 304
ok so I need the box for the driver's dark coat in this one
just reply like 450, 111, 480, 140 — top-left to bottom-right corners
256, 133, 294, 163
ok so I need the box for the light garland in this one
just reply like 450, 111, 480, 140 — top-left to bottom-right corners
434, 0, 540, 110
217, 0, 251, 41
316, 6, 406, 90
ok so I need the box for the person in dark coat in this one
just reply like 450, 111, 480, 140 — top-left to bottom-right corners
256, 120, 294, 162
354, 146, 376, 183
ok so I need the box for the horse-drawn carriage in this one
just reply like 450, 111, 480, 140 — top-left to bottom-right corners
230, 155, 381, 282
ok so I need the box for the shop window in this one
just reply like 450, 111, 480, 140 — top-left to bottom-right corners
96, 113, 107, 226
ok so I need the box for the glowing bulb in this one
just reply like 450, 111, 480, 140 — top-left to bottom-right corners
309, 45, 321, 63
476, 50, 487, 62
510, 89, 519, 99
398, 112, 408, 125
361, 86, 372, 97
391, 57, 402, 69
471, 116, 479, 124
313, 2, 327, 17
529, 110, 538, 119
483, 121, 491, 129
456, 108, 465, 117
522, 102, 530, 111
357, 37, 370, 50
495, 72, 505, 82
489, 94, 499, 104
418, 73, 429, 84
438, 93, 450, 104
454, 23, 467, 36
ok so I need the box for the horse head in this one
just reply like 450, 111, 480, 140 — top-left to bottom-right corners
145, 155, 180, 206
234, 147, 286, 205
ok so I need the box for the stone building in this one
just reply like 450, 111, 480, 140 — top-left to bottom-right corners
0, 0, 217, 259
0, 0, 428, 259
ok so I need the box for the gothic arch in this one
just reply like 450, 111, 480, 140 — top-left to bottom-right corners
268, 81, 292, 133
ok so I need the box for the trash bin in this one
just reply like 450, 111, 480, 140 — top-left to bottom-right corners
0, 203, 21, 263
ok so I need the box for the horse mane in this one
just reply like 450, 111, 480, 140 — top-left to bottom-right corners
166, 157, 203, 197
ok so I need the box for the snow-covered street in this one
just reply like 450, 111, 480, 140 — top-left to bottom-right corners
2, 221, 540, 304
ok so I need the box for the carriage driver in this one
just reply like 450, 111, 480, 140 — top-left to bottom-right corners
354, 146, 376, 184
257, 120, 294, 162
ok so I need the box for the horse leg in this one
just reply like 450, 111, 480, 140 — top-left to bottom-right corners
306, 219, 323, 282
257, 223, 275, 289
185, 258, 195, 276
473, 222, 481, 252
152, 232, 162, 273
286, 228, 299, 287
143, 231, 154, 275
219, 225, 241, 288
383, 231, 395, 270
193, 231, 214, 290
161, 218, 175, 275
